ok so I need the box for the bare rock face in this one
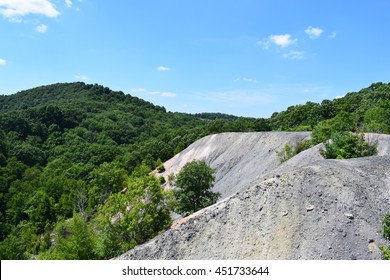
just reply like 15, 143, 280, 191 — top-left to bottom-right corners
116, 132, 390, 260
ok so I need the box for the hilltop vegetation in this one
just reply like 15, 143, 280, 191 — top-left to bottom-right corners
0, 82, 389, 259
270, 82, 390, 133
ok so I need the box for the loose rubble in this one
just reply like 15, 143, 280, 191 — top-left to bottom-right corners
116, 132, 390, 260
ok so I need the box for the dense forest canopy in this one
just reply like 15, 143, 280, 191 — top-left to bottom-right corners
0, 81, 389, 259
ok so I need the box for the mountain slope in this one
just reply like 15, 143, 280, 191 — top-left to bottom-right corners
117, 132, 390, 260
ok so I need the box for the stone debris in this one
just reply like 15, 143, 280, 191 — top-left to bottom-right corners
115, 132, 390, 260
306, 205, 315, 211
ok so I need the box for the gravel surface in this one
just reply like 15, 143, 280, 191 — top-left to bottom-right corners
117, 132, 390, 260
160, 132, 312, 199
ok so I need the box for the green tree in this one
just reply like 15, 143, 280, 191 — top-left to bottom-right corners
174, 160, 220, 215
88, 162, 128, 208
206, 119, 226, 134
27, 190, 56, 232
39, 213, 98, 260
156, 158, 165, 173
311, 120, 333, 144
11, 143, 46, 167
0, 233, 28, 259
364, 102, 390, 133
254, 118, 271, 131
94, 175, 172, 259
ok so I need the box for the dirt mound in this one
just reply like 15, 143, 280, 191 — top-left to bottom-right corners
117, 132, 390, 260
161, 132, 312, 199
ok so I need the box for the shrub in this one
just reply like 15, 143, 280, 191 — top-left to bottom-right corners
94, 176, 172, 259
156, 159, 165, 173
276, 140, 313, 164
321, 132, 377, 159
380, 213, 390, 260
276, 144, 295, 163
39, 214, 98, 260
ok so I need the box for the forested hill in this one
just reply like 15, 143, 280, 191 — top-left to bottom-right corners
0, 81, 389, 260
269, 82, 390, 132
0, 82, 164, 113
0, 82, 206, 163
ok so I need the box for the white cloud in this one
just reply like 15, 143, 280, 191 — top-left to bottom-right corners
36, 23, 47, 33
74, 75, 88, 81
131, 88, 147, 92
329, 32, 337, 39
269, 34, 297, 48
234, 77, 258, 83
132, 88, 176, 98
65, 0, 72, 8
305, 26, 324, 39
283, 50, 305, 60
157, 66, 171, 72
160, 92, 176, 97
0, 58, 6, 65
0, 0, 60, 20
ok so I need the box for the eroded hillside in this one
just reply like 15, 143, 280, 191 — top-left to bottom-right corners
160, 132, 313, 199
117, 132, 390, 260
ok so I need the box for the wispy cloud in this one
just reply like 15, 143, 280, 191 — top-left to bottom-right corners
329, 32, 337, 39
305, 26, 324, 39
283, 50, 305, 60
0, 0, 60, 20
269, 34, 297, 48
132, 88, 176, 98
157, 66, 171, 72
74, 75, 88, 81
36, 23, 47, 33
131, 88, 147, 92
0, 58, 6, 65
234, 77, 258, 83
256, 40, 270, 50
160, 92, 176, 97
65, 0, 72, 8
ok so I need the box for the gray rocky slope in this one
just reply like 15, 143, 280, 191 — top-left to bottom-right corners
160, 132, 314, 199
117, 132, 390, 260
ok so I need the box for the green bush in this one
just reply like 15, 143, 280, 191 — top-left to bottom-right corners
276, 144, 295, 163
276, 140, 313, 164
321, 132, 377, 159
380, 213, 390, 260
94, 176, 172, 259
156, 158, 165, 173
382, 213, 390, 240
39, 214, 98, 260
159, 176, 166, 185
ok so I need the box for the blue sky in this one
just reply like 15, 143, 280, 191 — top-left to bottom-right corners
1, 0, 390, 117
